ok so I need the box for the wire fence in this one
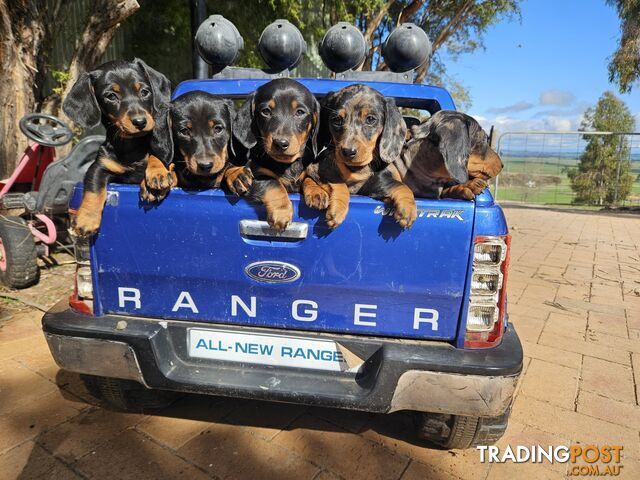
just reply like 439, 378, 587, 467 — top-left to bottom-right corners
492, 131, 640, 207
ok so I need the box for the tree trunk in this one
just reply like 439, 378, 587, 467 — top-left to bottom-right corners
0, 0, 46, 179
57, 0, 140, 130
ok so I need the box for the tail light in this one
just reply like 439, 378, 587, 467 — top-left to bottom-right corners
69, 226, 93, 315
464, 235, 510, 348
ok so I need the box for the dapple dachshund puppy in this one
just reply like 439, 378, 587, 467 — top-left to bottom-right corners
397, 110, 504, 199
165, 91, 252, 192
303, 84, 414, 229
63, 58, 174, 237
234, 78, 319, 232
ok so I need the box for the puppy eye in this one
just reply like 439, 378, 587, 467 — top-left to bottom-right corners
295, 108, 306, 117
139, 88, 151, 97
365, 115, 377, 125
332, 117, 344, 127
213, 125, 224, 134
104, 92, 119, 101
260, 107, 272, 117
178, 127, 190, 136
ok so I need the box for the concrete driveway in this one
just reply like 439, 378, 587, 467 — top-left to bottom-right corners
0, 206, 639, 479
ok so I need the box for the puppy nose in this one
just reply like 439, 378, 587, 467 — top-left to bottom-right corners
197, 161, 213, 171
341, 147, 358, 159
273, 138, 290, 151
131, 116, 147, 130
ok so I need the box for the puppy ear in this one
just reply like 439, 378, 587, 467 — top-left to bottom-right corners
150, 104, 173, 165
62, 72, 101, 129
430, 112, 470, 184
223, 98, 237, 157
379, 97, 407, 164
233, 93, 257, 150
134, 58, 172, 112
310, 97, 321, 157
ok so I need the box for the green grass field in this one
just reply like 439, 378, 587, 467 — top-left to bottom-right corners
492, 156, 640, 206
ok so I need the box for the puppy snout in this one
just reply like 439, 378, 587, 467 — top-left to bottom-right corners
273, 138, 290, 151
131, 116, 147, 130
197, 161, 213, 172
341, 147, 358, 159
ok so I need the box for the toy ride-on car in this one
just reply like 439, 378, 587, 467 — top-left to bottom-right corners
0, 113, 103, 289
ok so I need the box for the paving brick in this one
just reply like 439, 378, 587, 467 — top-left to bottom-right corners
588, 311, 629, 339
577, 390, 640, 427
509, 316, 545, 343
511, 395, 640, 459
538, 330, 631, 365
223, 398, 307, 440
0, 389, 82, 455
400, 460, 459, 480
180, 420, 320, 480
307, 406, 373, 434
0, 441, 80, 480
586, 330, 640, 354
272, 413, 409, 480
581, 356, 636, 404
519, 359, 579, 409
136, 394, 235, 450
38, 408, 143, 464
486, 461, 565, 480
521, 341, 582, 369
543, 312, 587, 340
74, 429, 210, 480
0, 360, 58, 416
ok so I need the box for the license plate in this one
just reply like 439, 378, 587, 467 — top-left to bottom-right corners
188, 328, 361, 372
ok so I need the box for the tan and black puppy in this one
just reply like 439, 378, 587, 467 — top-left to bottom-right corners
397, 110, 503, 199
63, 58, 174, 237
303, 84, 414, 229
234, 78, 319, 232
166, 91, 252, 193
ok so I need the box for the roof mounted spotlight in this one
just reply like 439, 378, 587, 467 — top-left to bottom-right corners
258, 20, 307, 73
195, 14, 244, 74
318, 22, 367, 73
382, 23, 432, 73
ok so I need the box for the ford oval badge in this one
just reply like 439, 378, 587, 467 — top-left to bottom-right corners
244, 261, 301, 283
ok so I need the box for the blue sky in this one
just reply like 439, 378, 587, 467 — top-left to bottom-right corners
440, 0, 640, 132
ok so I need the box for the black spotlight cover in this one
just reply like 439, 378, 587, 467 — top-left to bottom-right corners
258, 20, 307, 71
195, 14, 244, 69
382, 23, 431, 73
319, 22, 367, 73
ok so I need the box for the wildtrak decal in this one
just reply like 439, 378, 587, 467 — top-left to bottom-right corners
373, 205, 464, 221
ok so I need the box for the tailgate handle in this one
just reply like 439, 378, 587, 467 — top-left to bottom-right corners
239, 219, 308, 240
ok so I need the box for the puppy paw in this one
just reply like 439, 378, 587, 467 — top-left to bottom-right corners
467, 178, 488, 195
304, 185, 330, 210
73, 211, 101, 238
226, 166, 253, 196
325, 202, 348, 229
393, 198, 417, 229
267, 204, 293, 232
145, 161, 177, 191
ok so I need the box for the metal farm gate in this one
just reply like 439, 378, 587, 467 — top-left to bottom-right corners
492, 131, 640, 207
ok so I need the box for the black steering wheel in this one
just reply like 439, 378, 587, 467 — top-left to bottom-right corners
19, 113, 74, 147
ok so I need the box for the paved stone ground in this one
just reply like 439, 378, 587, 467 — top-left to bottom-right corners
0, 206, 639, 480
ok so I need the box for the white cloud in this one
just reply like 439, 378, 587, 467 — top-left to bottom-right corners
539, 89, 576, 106
487, 101, 534, 114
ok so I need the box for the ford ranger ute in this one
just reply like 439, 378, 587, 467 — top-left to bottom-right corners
42, 78, 522, 450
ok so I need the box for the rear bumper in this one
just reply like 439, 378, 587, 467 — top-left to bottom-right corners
42, 299, 523, 417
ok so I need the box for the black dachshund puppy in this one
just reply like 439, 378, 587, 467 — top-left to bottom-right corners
63, 58, 173, 237
398, 110, 504, 199
166, 91, 252, 192
303, 84, 413, 229
234, 78, 319, 232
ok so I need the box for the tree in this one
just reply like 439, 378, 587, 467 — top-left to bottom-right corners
607, 0, 640, 93
0, 0, 139, 178
568, 91, 635, 206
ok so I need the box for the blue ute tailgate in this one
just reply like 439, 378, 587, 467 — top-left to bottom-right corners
88, 185, 475, 340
